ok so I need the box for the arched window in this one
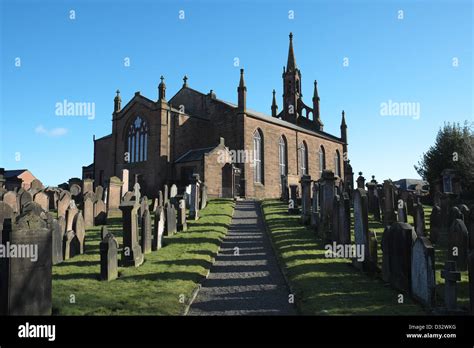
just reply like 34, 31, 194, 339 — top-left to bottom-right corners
334, 150, 341, 177
319, 146, 326, 176
253, 129, 264, 183
127, 116, 149, 163
278, 135, 288, 177
298, 141, 308, 176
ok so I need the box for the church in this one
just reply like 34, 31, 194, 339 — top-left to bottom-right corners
83, 33, 351, 199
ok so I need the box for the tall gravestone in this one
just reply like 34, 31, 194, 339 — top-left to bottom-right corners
163, 184, 169, 205
152, 206, 165, 251
200, 184, 208, 210
33, 191, 49, 212
100, 232, 119, 281
320, 170, 336, 241
19, 191, 33, 213
58, 191, 71, 218
83, 178, 94, 196
382, 180, 397, 226
3, 191, 19, 214
448, 218, 469, 271
119, 202, 144, 267
165, 202, 177, 236
441, 261, 461, 311
332, 192, 341, 243
121, 169, 129, 197
83, 192, 95, 228
0, 211, 52, 315
339, 192, 351, 245
66, 201, 78, 232
288, 185, 299, 214
51, 218, 63, 265
310, 182, 320, 230
170, 184, 178, 206
189, 174, 201, 220
141, 209, 152, 254
300, 175, 311, 225
94, 198, 107, 225
177, 199, 187, 232
429, 205, 442, 244
73, 212, 86, 254
353, 188, 369, 270
95, 185, 104, 202
411, 237, 436, 307
107, 176, 123, 214
413, 203, 426, 237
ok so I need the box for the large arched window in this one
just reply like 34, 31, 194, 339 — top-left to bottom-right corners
334, 150, 341, 177
253, 129, 264, 183
278, 135, 288, 177
298, 141, 308, 176
127, 116, 149, 163
319, 146, 326, 176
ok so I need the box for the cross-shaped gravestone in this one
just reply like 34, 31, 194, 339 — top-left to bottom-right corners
441, 260, 461, 311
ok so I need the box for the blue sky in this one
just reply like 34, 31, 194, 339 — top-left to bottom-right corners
0, 0, 472, 186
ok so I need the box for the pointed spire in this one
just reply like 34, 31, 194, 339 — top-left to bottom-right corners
183, 75, 188, 88
237, 69, 246, 112
313, 80, 319, 101
271, 89, 278, 117
158, 75, 166, 101
312, 80, 323, 130
286, 32, 297, 72
341, 110, 347, 127
114, 89, 121, 113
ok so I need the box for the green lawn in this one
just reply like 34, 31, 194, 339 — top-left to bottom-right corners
262, 199, 425, 315
52, 198, 234, 315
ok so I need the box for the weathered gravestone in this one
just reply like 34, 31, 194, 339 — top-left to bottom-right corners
0, 211, 52, 315
82, 178, 94, 196
94, 198, 107, 225
200, 184, 208, 210
319, 170, 336, 241
170, 184, 178, 201
300, 175, 312, 225
133, 182, 141, 202
3, 191, 19, 214
58, 191, 71, 218
189, 175, 201, 220
310, 182, 320, 231
448, 218, 469, 271
30, 179, 44, 191
382, 222, 416, 292
121, 169, 129, 197
163, 184, 169, 205
69, 184, 82, 205
177, 199, 187, 232
0, 201, 14, 239
33, 191, 49, 212
165, 202, 177, 236
429, 205, 442, 244
95, 185, 104, 201
123, 191, 134, 202
332, 193, 341, 243
441, 261, 461, 311
107, 176, 123, 214
158, 190, 164, 208
119, 202, 144, 267
139, 196, 149, 218
141, 209, 152, 254
338, 192, 351, 245
63, 230, 80, 260
152, 198, 159, 213
411, 237, 436, 307
83, 192, 95, 228
353, 188, 369, 270
73, 212, 86, 254
19, 191, 33, 213
413, 203, 426, 237
152, 206, 165, 251
397, 199, 408, 223
100, 232, 119, 281
382, 180, 397, 226
288, 184, 299, 215
51, 218, 63, 265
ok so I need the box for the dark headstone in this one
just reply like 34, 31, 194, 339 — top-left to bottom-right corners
353, 188, 369, 270
51, 218, 63, 265
63, 230, 79, 260
429, 205, 442, 244
100, 233, 119, 281
119, 202, 143, 267
397, 199, 408, 223
300, 175, 311, 225
441, 261, 461, 311
19, 191, 33, 213
141, 209, 152, 254
310, 182, 320, 231
165, 202, 177, 236
413, 203, 426, 237
448, 218, 469, 271
288, 184, 299, 215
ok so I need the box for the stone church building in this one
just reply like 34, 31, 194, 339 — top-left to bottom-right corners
84, 33, 351, 199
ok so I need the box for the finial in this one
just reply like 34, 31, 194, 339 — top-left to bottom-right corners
116, 89, 120, 96
272, 89, 276, 95
372, 175, 375, 179
183, 75, 188, 87
160, 75, 164, 83
359, 171, 363, 176
289, 32, 293, 40
240, 68, 244, 75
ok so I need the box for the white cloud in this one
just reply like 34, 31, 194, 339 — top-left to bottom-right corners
35, 125, 68, 137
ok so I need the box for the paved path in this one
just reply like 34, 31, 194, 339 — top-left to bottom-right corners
188, 200, 296, 316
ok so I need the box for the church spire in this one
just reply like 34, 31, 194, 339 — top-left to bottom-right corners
287, 32, 297, 72
158, 76, 166, 101
271, 89, 278, 117
312, 80, 323, 130
237, 69, 247, 112
114, 89, 121, 113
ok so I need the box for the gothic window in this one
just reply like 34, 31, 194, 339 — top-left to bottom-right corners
334, 150, 341, 177
298, 141, 308, 176
253, 129, 264, 183
278, 135, 288, 177
319, 146, 326, 176
127, 116, 148, 163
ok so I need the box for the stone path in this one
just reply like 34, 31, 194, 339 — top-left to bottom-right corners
188, 200, 296, 315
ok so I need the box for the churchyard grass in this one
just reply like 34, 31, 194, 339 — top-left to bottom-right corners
262, 199, 425, 315
52, 198, 234, 315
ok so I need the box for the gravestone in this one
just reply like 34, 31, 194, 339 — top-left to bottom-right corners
19, 191, 33, 213
83, 178, 94, 196
339, 192, 351, 245
373, 190, 381, 222
429, 205, 442, 244
66, 201, 79, 231
411, 237, 436, 307
368, 231, 378, 272
152, 206, 165, 251
95, 185, 104, 201
332, 193, 341, 243
170, 184, 178, 200
58, 215, 66, 240
30, 179, 44, 191
141, 209, 152, 254
123, 191, 134, 202
448, 218, 469, 271
107, 176, 123, 214
280, 175, 289, 202
63, 230, 80, 260
0, 211, 52, 315
177, 199, 187, 232
353, 188, 369, 269
397, 199, 408, 223
310, 182, 320, 230
69, 184, 82, 203
33, 191, 49, 212
441, 261, 461, 311
119, 202, 144, 267
300, 175, 312, 225
200, 184, 208, 210
0, 201, 14, 240
189, 174, 201, 220
366, 176, 378, 215
413, 203, 426, 237
382, 180, 397, 226
121, 169, 129, 197
382, 222, 416, 292
83, 192, 95, 228
73, 212, 86, 254
3, 191, 19, 214
139, 196, 149, 218
320, 170, 336, 241
100, 232, 119, 281
288, 184, 299, 215
101, 226, 109, 240
94, 199, 107, 225
163, 184, 169, 205
152, 198, 159, 213
356, 172, 365, 189
133, 182, 141, 202
58, 191, 71, 218
158, 190, 164, 208
184, 186, 190, 208
165, 202, 177, 236
51, 218, 63, 265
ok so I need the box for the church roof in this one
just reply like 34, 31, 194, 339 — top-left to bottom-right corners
174, 146, 216, 163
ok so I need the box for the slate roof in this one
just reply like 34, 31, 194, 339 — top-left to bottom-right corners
4, 169, 28, 178
174, 147, 216, 164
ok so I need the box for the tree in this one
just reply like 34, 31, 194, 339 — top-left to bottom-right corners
415, 121, 474, 198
